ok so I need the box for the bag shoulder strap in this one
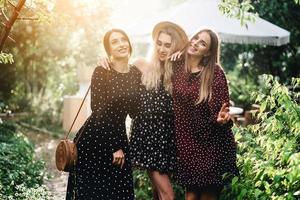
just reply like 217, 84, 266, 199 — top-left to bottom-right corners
64, 85, 91, 141
66, 67, 110, 144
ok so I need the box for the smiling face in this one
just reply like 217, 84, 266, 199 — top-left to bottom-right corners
108, 32, 130, 59
187, 31, 211, 57
155, 32, 172, 62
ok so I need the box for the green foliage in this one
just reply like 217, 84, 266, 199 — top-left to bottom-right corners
219, 0, 300, 27
0, 53, 14, 64
219, 0, 258, 26
0, 183, 52, 200
0, 0, 7, 8
222, 0, 300, 83
0, 121, 51, 199
133, 170, 153, 199
1, 0, 111, 130
221, 75, 300, 200
228, 75, 257, 109
226, 53, 259, 109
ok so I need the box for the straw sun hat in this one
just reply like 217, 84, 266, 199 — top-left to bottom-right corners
152, 21, 189, 47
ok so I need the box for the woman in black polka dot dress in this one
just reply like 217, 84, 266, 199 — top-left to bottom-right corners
172, 29, 238, 200
98, 22, 189, 199
66, 29, 141, 200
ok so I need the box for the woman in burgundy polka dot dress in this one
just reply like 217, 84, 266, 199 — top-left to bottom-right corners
172, 29, 239, 200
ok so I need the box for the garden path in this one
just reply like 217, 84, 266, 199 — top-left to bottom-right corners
25, 131, 68, 200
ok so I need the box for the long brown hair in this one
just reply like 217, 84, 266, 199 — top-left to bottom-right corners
103, 29, 133, 58
185, 29, 221, 104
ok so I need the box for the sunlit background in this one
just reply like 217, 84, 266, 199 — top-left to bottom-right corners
1, 0, 299, 146
1, 0, 188, 120
0, 0, 299, 199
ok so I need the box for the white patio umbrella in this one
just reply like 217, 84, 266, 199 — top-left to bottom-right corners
127, 0, 290, 46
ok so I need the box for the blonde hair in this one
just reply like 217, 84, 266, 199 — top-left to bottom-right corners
142, 27, 188, 93
185, 29, 221, 104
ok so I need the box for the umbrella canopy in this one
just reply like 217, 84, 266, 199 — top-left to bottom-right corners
127, 0, 290, 46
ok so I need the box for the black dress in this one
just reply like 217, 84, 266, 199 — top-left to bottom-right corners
129, 79, 176, 174
66, 66, 141, 200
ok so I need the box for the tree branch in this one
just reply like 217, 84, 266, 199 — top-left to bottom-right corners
0, 0, 26, 51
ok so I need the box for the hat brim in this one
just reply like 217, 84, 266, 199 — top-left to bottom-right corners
152, 21, 188, 43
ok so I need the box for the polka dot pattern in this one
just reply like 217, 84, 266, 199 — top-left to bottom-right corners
66, 66, 141, 200
172, 60, 239, 188
130, 80, 176, 174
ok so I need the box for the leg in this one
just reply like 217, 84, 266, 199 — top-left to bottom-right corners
185, 191, 198, 200
153, 188, 160, 200
200, 193, 217, 200
149, 170, 175, 200
148, 171, 159, 200
199, 185, 222, 200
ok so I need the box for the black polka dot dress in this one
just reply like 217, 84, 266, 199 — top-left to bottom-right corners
172, 60, 239, 189
66, 66, 141, 200
129, 78, 176, 174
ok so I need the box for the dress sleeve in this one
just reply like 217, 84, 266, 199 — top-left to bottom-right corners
208, 66, 233, 129
128, 66, 142, 119
90, 67, 123, 152
172, 59, 185, 72
91, 66, 108, 113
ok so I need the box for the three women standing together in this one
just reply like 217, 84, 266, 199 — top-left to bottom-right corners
66, 21, 238, 200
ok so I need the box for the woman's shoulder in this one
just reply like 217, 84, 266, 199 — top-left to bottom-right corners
93, 65, 108, 74
129, 64, 142, 75
91, 66, 110, 81
133, 58, 151, 74
214, 64, 225, 74
172, 58, 186, 73
213, 64, 227, 81
174, 57, 185, 65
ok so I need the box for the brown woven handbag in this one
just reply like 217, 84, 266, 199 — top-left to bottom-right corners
55, 86, 90, 172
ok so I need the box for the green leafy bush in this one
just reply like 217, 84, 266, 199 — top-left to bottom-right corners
228, 73, 258, 109
1, 0, 110, 130
133, 170, 153, 199
221, 75, 300, 200
224, 51, 260, 109
0, 121, 51, 199
0, 53, 14, 64
0, 183, 51, 200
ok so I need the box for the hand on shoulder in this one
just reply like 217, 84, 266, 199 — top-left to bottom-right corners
96, 56, 110, 70
133, 58, 150, 74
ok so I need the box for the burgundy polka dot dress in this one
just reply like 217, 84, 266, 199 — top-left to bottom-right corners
172, 60, 238, 189
66, 66, 141, 200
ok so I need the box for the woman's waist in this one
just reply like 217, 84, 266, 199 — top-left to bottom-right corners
134, 112, 174, 118
137, 105, 173, 113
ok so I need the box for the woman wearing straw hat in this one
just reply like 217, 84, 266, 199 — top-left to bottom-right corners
130, 22, 189, 200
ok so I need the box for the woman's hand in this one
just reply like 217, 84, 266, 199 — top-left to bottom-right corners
97, 57, 110, 69
169, 51, 183, 61
112, 149, 125, 168
217, 103, 231, 124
